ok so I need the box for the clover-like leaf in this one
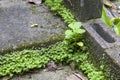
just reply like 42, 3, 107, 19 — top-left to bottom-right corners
77, 42, 84, 47
74, 28, 85, 34
68, 22, 82, 30
65, 30, 73, 39
102, 7, 113, 27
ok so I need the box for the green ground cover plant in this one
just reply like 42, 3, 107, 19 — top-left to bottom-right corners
0, 0, 106, 80
0, 42, 87, 77
45, 0, 75, 24
45, 0, 106, 79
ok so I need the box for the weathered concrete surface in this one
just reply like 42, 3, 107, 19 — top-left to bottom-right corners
83, 19, 120, 79
64, 0, 103, 21
10, 66, 73, 80
0, 0, 66, 54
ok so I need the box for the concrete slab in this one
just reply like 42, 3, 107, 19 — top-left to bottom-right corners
83, 19, 120, 79
10, 66, 72, 80
10, 66, 87, 80
64, 0, 103, 21
0, 0, 66, 54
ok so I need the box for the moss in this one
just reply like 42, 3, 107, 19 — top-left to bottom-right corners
87, 51, 114, 80
0, 34, 64, 56
29, 5, 37, 14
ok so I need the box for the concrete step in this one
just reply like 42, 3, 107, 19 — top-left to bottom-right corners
0, 0, 66, 55
83, 19, 120, 79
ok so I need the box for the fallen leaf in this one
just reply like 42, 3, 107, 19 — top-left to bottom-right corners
66, 74, 81, 80
43, 69, 47, 72
103, 0, 116, 9
2, 76, 10, 80
66, 73, 88, 80
70, 61, 75, 71
47, 60, 57, 71
73, 73, 88, 80
30, 23, 38, 28
77, 42, 84, 47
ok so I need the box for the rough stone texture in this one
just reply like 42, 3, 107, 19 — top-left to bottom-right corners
10, 66, 72, 80
0, 0, 66, 54
63, 0, 103, 21
83, 19, 120, 79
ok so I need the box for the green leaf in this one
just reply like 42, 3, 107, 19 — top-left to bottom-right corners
116, 22, 120, 36
111, 18, 120, 25
65, 30, 73, 39
68, 22, 82, 30
77, 42, 84, 47
74, 29, 85, 34
101, 7, 113, 27
114, 22, 120, 36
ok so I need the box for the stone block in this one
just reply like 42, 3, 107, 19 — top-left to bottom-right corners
64, 0, 103, 21
0, 0, 66, 55
83, 19, 120, 79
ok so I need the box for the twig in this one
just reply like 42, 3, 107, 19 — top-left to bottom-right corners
73, 73, 88, 80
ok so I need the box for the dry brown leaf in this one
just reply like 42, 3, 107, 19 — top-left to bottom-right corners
2, 76, 10, 80
117, 10, 120, 14
66, 73, 88, 80
73, 73, 88, 80
47, 60, 57, 71
103, 0, 116, 9
66, 74, 81, 80
70, 61, 75, 71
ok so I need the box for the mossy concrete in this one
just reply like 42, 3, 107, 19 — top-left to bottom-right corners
0, 0, 66, 54
83, 19, 120, 80
63, 0, 103, 21
63, 0, 120, 79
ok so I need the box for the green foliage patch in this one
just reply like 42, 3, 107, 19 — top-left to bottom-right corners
80, 62, 105, 80
0, 42, 86, 77
45, 0, 75, 24
0, 50, 49, 77
0, 22, 106, 80
102, 7, 120, 36
64, 22, 86, 52
0, 41, 105, 80
45, 0, 106, 79
0, 0, 106, 80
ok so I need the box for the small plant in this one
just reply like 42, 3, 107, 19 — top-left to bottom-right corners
111, 18, 120, 36
101, 7, 113, 27
64, 21, 86, 52
65, 22, 85, 42
102, 7, 120, 36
